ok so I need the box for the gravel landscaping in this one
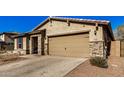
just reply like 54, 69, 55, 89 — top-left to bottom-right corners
0, 53, 27, 65
66, 57, 124, 77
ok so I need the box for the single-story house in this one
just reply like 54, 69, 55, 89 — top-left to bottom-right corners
0, 32, 18, 51
14, 17, 115, 58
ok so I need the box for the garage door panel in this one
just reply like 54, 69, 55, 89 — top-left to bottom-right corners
49, 33, 89, 57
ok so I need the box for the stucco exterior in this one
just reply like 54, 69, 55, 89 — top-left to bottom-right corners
23, 37, 27, 50
14, 17, 114, 58
14, 38, 17, 50
37, 20, 105, 57
38, 20, 104, 41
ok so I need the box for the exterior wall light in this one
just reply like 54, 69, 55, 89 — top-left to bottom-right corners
94, 30, 97, 35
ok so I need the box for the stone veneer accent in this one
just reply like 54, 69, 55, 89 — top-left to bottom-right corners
29, 37, 32, 54
38, 35, 42, 55
44, 43, 48, 55
89, 41, 105, 58
44, 36, 48, 55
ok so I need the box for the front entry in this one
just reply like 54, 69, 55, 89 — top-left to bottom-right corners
32, 37, 38, 54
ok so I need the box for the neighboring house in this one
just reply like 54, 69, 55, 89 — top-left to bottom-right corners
14, 17, 115, 58
0, 32, 18, 51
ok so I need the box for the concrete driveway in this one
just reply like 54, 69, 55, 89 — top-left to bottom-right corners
0, 55, 87, 77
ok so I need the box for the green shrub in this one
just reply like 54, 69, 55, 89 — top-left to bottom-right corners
90, 57, 108, 68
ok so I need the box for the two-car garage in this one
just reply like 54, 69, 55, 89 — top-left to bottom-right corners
48, 32, 89, 57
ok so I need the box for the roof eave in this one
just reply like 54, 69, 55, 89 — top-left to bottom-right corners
108, 23, 115, 41
32, 17, 110, 31
32, 17, 49, 31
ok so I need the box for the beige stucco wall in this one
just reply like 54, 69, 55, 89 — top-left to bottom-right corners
111, 41, 120, 57
23, 37, 27, 50
14, 38, 17, 50
38, 20, 104, 42
36, 20, 104, 56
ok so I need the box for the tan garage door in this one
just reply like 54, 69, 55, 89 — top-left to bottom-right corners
48, 33, 89, 57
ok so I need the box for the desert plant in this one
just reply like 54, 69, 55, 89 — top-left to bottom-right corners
90, 57, 108, 68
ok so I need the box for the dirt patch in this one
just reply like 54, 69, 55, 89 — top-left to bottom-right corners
65, 57, 124, 77
0, 54, 27, 65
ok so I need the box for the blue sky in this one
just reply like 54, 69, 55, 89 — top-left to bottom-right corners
0, 16, 124, 33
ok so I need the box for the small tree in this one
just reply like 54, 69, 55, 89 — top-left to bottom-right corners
117, 25, 124, 40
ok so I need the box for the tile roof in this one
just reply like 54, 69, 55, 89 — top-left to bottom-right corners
14, 17, 114, 40
32, 16, 114, 40
50, 16, 110, 24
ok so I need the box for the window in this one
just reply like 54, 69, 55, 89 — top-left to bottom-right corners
18, 37, 23, 49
